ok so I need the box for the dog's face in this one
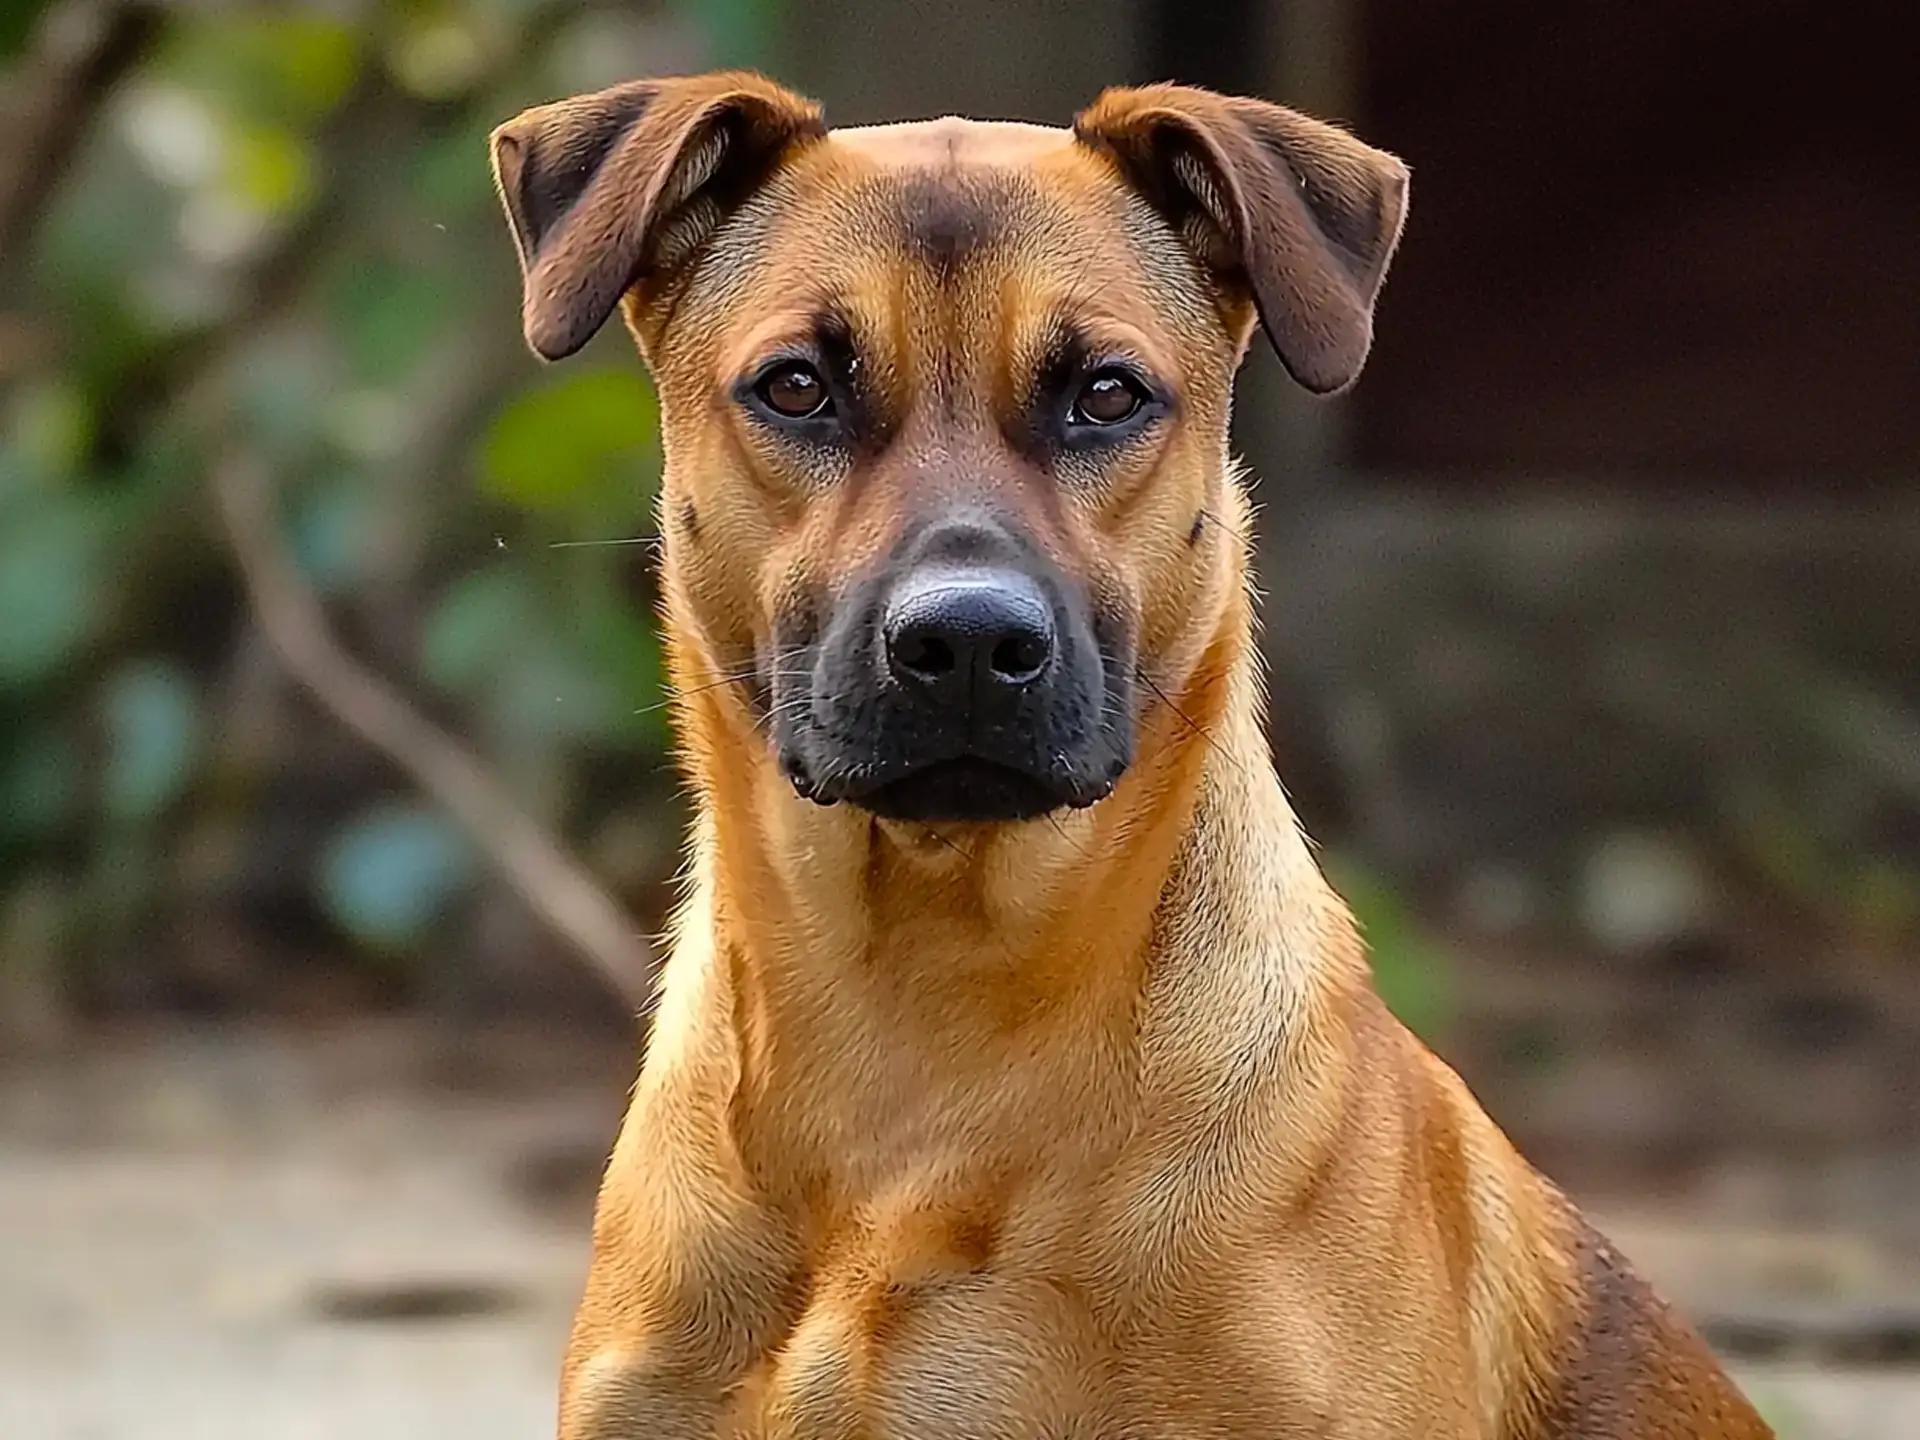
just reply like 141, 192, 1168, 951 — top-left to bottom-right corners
491, 73, 1406, 826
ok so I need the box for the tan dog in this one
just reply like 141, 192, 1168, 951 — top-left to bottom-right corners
489, 71, 1772, 1439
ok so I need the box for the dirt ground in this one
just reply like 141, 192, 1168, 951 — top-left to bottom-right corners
1, 1021, 1913, 1439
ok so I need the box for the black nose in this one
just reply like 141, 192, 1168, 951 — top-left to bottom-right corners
884, 567, 1056, 699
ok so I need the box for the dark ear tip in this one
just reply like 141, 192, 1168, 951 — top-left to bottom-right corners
1262, 307, 1372, 396
523, 308, 590, 364
1297, 371, 1360, 398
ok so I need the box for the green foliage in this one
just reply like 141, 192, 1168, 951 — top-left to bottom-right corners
1326, 854, 1456, 1044
0, 726, 81, 854
0, 0, 780, 999
98, 660, 202, 827
0, 497, 107, 690
422, 567, 547, 692
694, 0, 780, 67
331, 259, 453, 387
478, 367, 661, 519
9, 379, 95, 482
288, 478, 379, 594
318, 804, 477, 952
0, 3, 54, 60
162, 13, 362, 125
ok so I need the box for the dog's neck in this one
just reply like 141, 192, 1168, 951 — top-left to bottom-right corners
656, 562, 1352, 1196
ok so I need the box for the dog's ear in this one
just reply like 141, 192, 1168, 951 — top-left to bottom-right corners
489, 71, 825, 361
1074, 84, 1408, 395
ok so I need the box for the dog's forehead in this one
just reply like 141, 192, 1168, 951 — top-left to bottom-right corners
667, 114, 1225, 374
754, 116, 1132, 278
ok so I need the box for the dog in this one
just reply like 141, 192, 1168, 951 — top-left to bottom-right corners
489, 71, 1773, 1439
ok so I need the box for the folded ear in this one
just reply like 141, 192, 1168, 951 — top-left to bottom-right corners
1074, 84, 1409, 395
489, 71, 825, 361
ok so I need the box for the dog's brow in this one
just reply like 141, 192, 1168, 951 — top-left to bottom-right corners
893, 170, 1011, 274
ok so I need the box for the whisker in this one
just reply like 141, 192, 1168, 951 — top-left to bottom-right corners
632, 669, 806, 716
924, 826, 973, 863
547, 536, 660, 550
755, 696, 814, 735
634, 644, 816, 715
1044, 809, 1095, 862
1135, 665, 1242, 773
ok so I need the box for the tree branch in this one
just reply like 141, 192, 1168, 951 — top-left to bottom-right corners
0, 0, 163, 266
211, 447, 656, 1012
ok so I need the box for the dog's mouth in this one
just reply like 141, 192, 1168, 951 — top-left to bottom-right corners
857, 757, 1071, 824
786, 753, 1113, 824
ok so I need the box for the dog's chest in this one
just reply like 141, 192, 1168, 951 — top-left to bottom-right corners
714, 1221, 1377, 1440
727, 1258, 1118, 1439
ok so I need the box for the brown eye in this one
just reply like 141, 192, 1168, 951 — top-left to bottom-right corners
1070, 368, 1149, 427
755, 361, 832, 420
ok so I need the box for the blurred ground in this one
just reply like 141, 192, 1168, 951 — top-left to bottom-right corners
1, 1022, 1915, 1439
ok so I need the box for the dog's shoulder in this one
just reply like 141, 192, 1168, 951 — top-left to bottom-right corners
1526, 1210, 1773, 1439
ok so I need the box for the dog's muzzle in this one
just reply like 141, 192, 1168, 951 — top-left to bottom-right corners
770, 515, 1134, 823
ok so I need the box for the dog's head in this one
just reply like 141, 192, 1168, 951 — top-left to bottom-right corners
490, 72, 1406, 826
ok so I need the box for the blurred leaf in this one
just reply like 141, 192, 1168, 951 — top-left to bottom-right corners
688, 0, 778, 67
491, 644, 626, 746
322, 388, 410, 461
425, 561, 664, 750
112, 429, 201, 511
0, 2, 56, 61
99, 659, 202, 826
410, 110, 502, 216
575, 579, 669, 748
0, 449, 27, 512
331, 258, 451, 387
235, 337, 335, 463
386, 10, 494, 101
164, 14, 361, 126
0, 501, 103, 689
32, 145, 177, 359
6, 381, 96, 486
288, 479, 375, 595
478, 368, 659, 517
317, 804, 477, 951
268, 15, 362, 117
0, 726, 82, 848
225, 122, 317, 215
1327, 855, 1454, 1044
421, 566, 544, 692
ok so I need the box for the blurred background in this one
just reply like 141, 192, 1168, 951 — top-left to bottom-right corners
0, 0, 1913, 1435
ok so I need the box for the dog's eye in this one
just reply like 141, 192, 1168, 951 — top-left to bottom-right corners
1069, 368, 1150, 428
755, 361, 833, 420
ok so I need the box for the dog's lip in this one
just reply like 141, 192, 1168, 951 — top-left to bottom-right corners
854, 757, 1070, 823
791, 752, 1116, 822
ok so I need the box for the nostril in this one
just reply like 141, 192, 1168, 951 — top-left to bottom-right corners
884, 568, 1055, 694
896, 631, 957, 678
990, 631, 1050, 682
